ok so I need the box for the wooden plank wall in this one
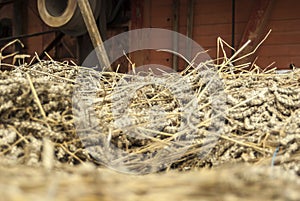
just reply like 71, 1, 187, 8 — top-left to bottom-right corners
26, 0, 56, 57
258, 0, 300, 69
0, 0, 78, 63
135, 0, 300, 70
0, 0, 299, 70
0, 0, 56, 60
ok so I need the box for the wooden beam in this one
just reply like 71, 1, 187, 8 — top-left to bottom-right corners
172, 0, 180, 71
77, 0, 111, 71
238, 0, 274, 62
231, 0, 235, 55
13, 0, 24, 51
131, 0, 144, 29
186, 0, 195, 61
39, 32, 65, 60
130, 0, 144, 70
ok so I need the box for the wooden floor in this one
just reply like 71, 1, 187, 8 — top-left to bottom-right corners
0, 164, 299, 201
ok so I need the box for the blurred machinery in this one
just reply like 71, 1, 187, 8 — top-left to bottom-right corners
37, 0, 129, 65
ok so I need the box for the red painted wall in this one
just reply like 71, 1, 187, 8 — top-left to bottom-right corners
0, 0, 299, 70
131, 0, 300, 70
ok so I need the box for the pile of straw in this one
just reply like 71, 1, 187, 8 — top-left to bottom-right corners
0, 37, 299, 199
0, 57, 299, 175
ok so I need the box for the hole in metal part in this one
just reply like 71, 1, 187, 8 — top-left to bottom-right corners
45, 0, 69, 17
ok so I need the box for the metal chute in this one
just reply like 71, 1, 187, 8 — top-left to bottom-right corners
37, 0, 101, 36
